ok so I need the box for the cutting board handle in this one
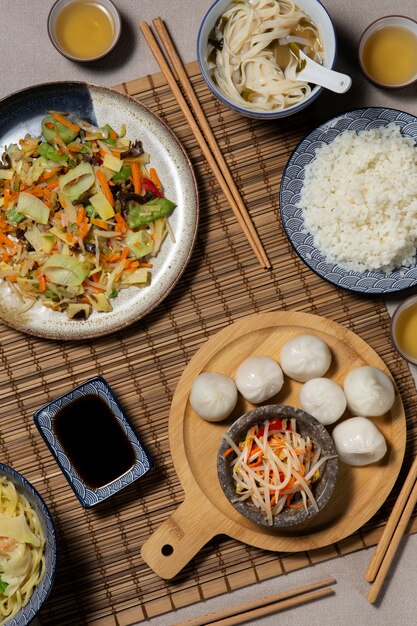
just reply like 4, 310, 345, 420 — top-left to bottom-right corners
141, 492, 223, 579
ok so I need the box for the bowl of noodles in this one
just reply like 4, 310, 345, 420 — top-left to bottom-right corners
0, 464, 57, 626
197, 0, 337, 119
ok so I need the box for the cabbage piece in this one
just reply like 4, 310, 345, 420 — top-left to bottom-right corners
59, 162, 95, 201
24, 225, 44, 252
0, 513, 40, 547
125, 230, 153, 258
17, 192, 50, 225
42, 114, 78, 144
123, 268, 149, 284
43, 254, 90, 286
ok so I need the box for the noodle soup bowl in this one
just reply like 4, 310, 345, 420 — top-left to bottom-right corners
197, 0, 337, 119
217, 404, 338, 528
0, 464, 57, 625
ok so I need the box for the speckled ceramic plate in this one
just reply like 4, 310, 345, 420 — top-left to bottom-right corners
0, 82, 198, 340
280, 107, 417, 295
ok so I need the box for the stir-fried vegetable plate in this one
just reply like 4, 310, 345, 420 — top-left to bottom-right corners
0, 111, 176, 320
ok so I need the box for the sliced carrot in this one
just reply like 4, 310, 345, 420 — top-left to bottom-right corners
46, 179, 59, 189
149, 167, 162, 190
40, 169, 59, 181
96, 169, 115, 208
131, 162, 142, 194
0, 233, 14, 249
38, 275, 46, 293
51, 112, 80, 133
91, 217, 109, 230
3, 189, 10, 210
109, 129, 117, 140
121, 246, 129, 260
45, 122, 55, 129
5, 275, 17, 282
76, 206, 86, 227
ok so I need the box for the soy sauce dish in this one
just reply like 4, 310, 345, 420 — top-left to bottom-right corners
217, 405, 338, 528
34, 377, 152, 508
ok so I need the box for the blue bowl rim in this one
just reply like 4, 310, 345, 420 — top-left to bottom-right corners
279, 105, 417, 296
0, 463, 58, 625
196, 0, 337, 118
33, 376, 153, 508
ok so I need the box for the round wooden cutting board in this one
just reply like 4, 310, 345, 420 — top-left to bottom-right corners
141, 311, 406, 579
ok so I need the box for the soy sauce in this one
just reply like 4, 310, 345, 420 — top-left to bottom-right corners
54, 395, 135, 489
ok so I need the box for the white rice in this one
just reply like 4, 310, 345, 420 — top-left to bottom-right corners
297, 123, 417, 273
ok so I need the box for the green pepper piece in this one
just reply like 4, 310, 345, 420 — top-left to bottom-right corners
41, 114, 78, 145
127, 198, 176, 230
85, 204, 95, 217
6, 207, 25, 225
112, 165, 132, 183
44, 289, 60, 301
108, 288, 119, 298
0, 578, 8, 594
38, 142, 68, 163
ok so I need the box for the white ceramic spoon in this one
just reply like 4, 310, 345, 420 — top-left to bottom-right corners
286, 48, 352, 94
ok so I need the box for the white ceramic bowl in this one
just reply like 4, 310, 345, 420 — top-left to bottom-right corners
197, 0, 337, 119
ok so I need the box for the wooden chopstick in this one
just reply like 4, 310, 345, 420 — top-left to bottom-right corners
174, 578, 336, 626
365, 454, 417, 584
367, 475, 417, 604
139, 20, 271, 270
151, 17, 271, 271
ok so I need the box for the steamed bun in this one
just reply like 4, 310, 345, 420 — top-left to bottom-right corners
343, 366, 395, 416
190, 372, 238, 422
299, 377, 346, 425
280, 335, 332, 382
332, 416, 387, 466
235, 355, 284, 404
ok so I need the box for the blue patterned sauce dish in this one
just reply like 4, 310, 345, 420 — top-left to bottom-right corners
34, 377, 153, 508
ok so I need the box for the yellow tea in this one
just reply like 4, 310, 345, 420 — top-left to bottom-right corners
394, 302, 417, 360
55, 2, 115, 59
361, 25, 417, 86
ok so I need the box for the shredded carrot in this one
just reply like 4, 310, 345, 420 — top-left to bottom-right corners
3, 189, 10, 210
76, 207, 86, 227
38, 275, 46, 293
149, 167, 162, 190
0, 233, 15, 249
40, 169, 59, 181
91, 217, 109, 230
131, 162, 142, 194
45, 122, 55, 129
96, 169, 115, 208
109, 129, 117, 140
121, 246, 129, 260
5, 275, 17, 282
46, 179, 59, 189
51, 112, 80, 133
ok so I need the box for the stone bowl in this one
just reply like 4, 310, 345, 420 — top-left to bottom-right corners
217, 404, 338, 528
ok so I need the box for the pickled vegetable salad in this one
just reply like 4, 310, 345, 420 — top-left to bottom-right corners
0, 112, 176, 319
224, 418, 335, 525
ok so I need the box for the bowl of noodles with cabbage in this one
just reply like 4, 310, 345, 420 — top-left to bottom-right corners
197, 0, 337, 119
0, 464, 56, 626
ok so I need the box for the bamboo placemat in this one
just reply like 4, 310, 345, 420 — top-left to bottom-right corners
2, 61, 417, 625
